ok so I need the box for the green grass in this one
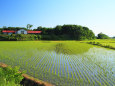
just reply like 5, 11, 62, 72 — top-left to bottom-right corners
101, 43, 115, 47
0, 40, 115, 86
86, 39, 115, 49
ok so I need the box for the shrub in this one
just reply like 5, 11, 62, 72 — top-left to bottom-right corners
8, 34, 39, 41
97, 33, 110, 39
0, 66, 24, 86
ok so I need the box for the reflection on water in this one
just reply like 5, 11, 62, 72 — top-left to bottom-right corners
46, 47, 115, 85
54, 43, 71, 54
36, 46, 115, 85
53, 43, 93, 55
0, 42, 115, 86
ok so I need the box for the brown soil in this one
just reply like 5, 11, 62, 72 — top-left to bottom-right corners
0, 62, 8, 67
0, 62, 55, 86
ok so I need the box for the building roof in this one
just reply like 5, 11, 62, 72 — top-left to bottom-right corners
17, 29, 27, 31
27, 31, 42, 33
2, 30, 42, 34
2, 30, 16, 33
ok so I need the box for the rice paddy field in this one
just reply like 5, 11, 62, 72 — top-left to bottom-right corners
87, 39, 115, 48
0, 40, 115, 86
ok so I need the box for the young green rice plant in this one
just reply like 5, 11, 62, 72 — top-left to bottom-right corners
97, 81, 101, 86
82, 58, 110, 85
52, 64, 55, 74
48, 60, 53, 72
67, 68, 69, 79
55, 67, 57, 75
96, 66, 113, 85
93, 81, 95, 86
71, 58, 81, 80
0, 41, 114, 86
61, 69, 63, 76
64, 63, 66, 77
42, 61, 48, 71
71, 71, 73, 78
77, 57, 95, 84
45, 55, 52, 72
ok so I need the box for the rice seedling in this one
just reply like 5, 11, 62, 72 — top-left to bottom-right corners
0, 40, 114, 86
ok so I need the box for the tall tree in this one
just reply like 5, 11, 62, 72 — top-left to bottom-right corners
27, 24, 33, 30
97, 32, 109, 39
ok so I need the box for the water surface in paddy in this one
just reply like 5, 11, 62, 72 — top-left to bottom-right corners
0, 42, 115, 86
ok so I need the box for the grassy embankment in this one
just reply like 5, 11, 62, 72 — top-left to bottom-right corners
0, 63, 23, 86
83, 39, 115, 50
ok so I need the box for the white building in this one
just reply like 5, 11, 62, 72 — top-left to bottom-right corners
15, 29, 27, 34
2, 29, 42, 35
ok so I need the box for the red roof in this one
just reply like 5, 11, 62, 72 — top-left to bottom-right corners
27, 31, 42, 33
2, 30, 16, 33
2, 30, 42, 34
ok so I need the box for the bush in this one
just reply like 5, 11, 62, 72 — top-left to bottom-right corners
8, 34, 39, 41
0, 35, 9, 41
97, 33, 110, 39
0, 66, 24, 86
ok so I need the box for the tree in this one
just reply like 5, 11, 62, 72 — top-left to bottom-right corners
97, 32, 109, 39
27, 24, 33, 30
3, 26, 7, 29
54, 25, 62, 35
37, 26, 43, 30
112, 36, 115, 39
0, 28, 3, 34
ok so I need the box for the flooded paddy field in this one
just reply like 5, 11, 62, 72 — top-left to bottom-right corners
0, 41, 114, 86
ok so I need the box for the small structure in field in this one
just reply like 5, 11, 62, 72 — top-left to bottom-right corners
2, 29, 42, 35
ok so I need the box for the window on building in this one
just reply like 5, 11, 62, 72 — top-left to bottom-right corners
21, 31, 24, 34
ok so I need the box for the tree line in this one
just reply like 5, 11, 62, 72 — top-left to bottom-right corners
34, 25, 96, 40
0, 24, 112, 40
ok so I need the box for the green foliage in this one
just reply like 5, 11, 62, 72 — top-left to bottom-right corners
97, 32, 110, 39
0, 66, 24, 86
27, 24, 33, 30
36, 24, 96, 40
8, 34, 39, 41
0, 35, 9, 41
0, 28, 3, 34
0, 24, 96, 40
2, 27, 27, 31
0, 34, 41, 41
54, 25, 62, 35
38, 35, 42, 40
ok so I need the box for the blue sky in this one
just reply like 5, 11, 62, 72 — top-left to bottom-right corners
0, 0, 115, 36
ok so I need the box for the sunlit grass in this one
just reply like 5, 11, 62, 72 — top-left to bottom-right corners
0, 40, 114, 86
85, 39, 115, 49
